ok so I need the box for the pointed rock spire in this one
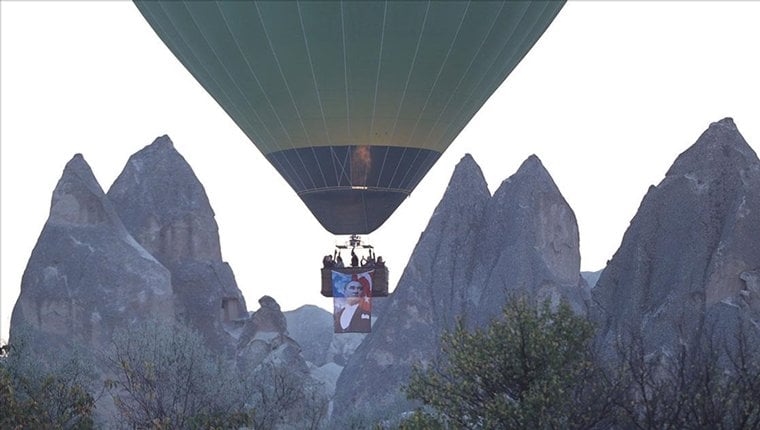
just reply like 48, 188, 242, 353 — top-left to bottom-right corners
438, 153, 490, 206
333, 154, 491, 421
470, 154, 586, 324
11, 154, 173, 352
49, 154, 121, 228
108, 135, 221, 265
426, 153, 490, 237
333, 153, 586, 422
593, 118, 760, 354
667, 117, 758, 178
237, 296, 308, 375
108, 135, 247, 356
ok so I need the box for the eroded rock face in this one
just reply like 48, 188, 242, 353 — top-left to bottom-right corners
107, 136, 247, 356
284, 305, 334, 367
237, 296, 308, 375
107, 136, 220, 264
333, 154, 490, 421
238, 297, 333, 429
10, 155, 174, 352
333, 154, 586, 422
593, 118, 760, 354
469, 155, 588, 322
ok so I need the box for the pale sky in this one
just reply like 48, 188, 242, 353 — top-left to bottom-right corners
2, 1, 759, 342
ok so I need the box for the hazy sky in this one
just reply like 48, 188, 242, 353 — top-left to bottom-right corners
2, 1, 759, 342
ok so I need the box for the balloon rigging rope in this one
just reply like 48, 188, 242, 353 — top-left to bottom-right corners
407, 150, 438, 192
209, 5, 300, 190
340, 1, 351, 179
437, 2, 536, 149
368, 2, 388, 146
159, 2, 269, 154
165, 2, 308, 192
149, 1, 557, 199
403, 2, 470, 150
297, 2, 341, 188
214, 2, 310, 191
378, 1, 431, 189
393, 2, 470, 192
255, 1, 327, 190
420, 1, 506, 150
206, 4, 275, 156
396, 150, 423, 191
362, 188, 370, 233
340, 148, 351, 187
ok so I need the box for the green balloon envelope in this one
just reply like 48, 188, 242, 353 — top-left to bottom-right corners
135, 0, 565, 234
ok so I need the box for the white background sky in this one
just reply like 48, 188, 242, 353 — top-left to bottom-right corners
2, 1, 759, 342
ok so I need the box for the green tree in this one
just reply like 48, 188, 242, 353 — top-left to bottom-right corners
395, 409, 447, 429
610, 320, 760, 429
0, 335, 95, 429
405, 298, 599, 429
105, 320, 250, 429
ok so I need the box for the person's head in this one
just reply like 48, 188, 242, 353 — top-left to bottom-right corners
345, 280, 363, 304
346, 280, 362, 296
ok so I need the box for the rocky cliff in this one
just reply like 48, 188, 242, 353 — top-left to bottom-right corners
238, 296, 308, 375
8, 137, 328, 426
284, 305, 334, 367
593, 118, 760, 354
107, 136, 247, 355
238, 296, 330, 428
10, 155, 174, 353
332, 154, 490, 422
332, 153, 587, 422
469, 155, 588, 322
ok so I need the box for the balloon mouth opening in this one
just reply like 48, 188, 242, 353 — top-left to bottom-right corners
300, 188, 410, 235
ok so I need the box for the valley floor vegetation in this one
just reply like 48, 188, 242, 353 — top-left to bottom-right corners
401, 298, 760, 430
1, 321, 328, 430
2, 299, 759, 429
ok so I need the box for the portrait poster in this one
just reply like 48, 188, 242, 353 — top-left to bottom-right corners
332, 270, 373, 334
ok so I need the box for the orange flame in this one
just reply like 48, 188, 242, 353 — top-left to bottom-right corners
351, 145, 372, 186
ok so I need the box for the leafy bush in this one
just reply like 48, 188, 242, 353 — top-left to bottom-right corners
0, 335, 95, 429
406, 298, 596, 429
105, 320, 250, 429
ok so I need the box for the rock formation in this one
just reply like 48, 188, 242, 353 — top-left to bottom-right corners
468, 155, 588, 322
8, 138, 325, 425
332, 154, 489, 422
107, 136, 247, 356
237, 296, 307, 374
284, 305, 334, 367
582, 270, 603, 289
10, 154, 174, 353
237, 296, 329, 428
284, 304, 381, 368
593, 118, 760, 354
333, 154, 587, 422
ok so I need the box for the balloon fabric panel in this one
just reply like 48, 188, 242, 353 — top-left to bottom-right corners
134, 1, 566, 233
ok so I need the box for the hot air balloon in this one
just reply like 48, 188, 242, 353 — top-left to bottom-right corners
134, 0, 564, 235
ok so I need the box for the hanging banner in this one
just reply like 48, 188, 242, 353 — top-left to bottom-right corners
333, 270, 373, 333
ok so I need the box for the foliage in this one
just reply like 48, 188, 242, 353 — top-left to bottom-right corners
105, 320, 251, 429
0, 335, 95, 429
395, 409, 447, 429
243, 360, 329, 430
406, 295, 760, 430
405, 298, 597, 429
106, 320, 331, 429
609, 321, 760, 429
